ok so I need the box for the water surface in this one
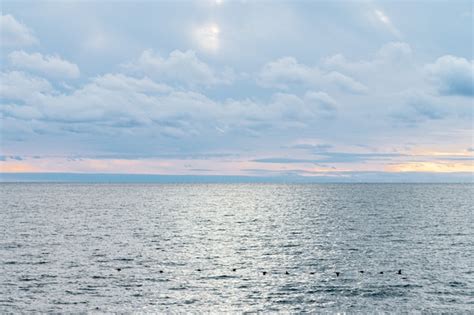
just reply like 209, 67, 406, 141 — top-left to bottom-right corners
1, 183, 473, 312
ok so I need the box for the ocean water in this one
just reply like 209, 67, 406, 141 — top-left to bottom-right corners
1, 183, 473, 312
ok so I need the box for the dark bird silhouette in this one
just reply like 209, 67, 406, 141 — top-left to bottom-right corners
159, 270, 163, 274
397, 269, 402, 275
379, 271, 384, 274
335, 272, 340, 277
232, 268, 236, 272
116, 268, 121, 271
310, 272, 315, 275
285, 271, 289, 275
359, 270, 364, 274
197, 268, 202, 272
262, 271, 267, 275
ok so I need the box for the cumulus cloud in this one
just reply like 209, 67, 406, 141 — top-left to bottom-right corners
326, 72, 368, 94
8, 51, 80, 79
425, 55, 474, 97
376, 42, 412, 62
390, 91, 448, 124
1, 68, 336, 147
323, 42, 413, 74
0, 71, 53, 101
92, 73, 171, 93
258, 57, 316, 89
124, 49, 234, 87
304, 91, 338, 113
258, 57, 368, 94
0, 14, 38, 47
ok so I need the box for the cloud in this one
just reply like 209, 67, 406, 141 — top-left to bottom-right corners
0, 71, 53, 101
390, 91, 447, 124
124, 49, 234, 87
425, 55, 474, 97
253, 152, 404, 164
8, 51, 80, 79
252, 158, 319, 164
92, 73, 171, 93
323, 42, 412, 74
304, 91, 338, 113
1, 71, 333, 143
258, 57, 368, 94
258, 57, 316, 89
0, 14, 38, 47
373, 9, 402, 38
326, 72, 368, 94
291, 143, 333, 152
193, 23, 220, 53
376, 42, 412, 63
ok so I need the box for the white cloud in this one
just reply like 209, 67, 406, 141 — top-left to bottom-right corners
304, 91, 338, 113
258, 57, 316, 89
92, 73, 172, 94
1, 69, 335, 143
323, 42, 412, 74
0, 14, 38, 47
376, 42, 412, 63
326, 72, 368, 94
8, 51, 80, 79
258, 57, 368, 94
425, 55, 474, 97
125, 49, 233, 87
0, 71, 53, 101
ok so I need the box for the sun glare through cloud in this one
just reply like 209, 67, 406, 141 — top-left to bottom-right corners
194, 23, 220, 53
374, 8, 402, 38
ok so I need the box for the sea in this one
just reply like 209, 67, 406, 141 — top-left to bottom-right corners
1, 183, 473, 312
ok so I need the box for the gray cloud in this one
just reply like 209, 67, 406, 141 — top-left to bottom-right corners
253, 152, 405, 164
425, 55, 474, 97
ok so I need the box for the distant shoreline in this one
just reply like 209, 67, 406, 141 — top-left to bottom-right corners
1, 172, 472, 184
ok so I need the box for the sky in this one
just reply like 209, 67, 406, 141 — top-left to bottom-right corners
0, 0, 473, 182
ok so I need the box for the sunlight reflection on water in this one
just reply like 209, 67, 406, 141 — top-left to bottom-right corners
1, 183, 473, 312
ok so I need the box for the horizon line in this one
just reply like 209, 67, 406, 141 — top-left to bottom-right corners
1, 172, 472, 183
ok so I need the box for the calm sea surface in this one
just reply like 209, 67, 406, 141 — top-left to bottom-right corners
1, 183, 473, 312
